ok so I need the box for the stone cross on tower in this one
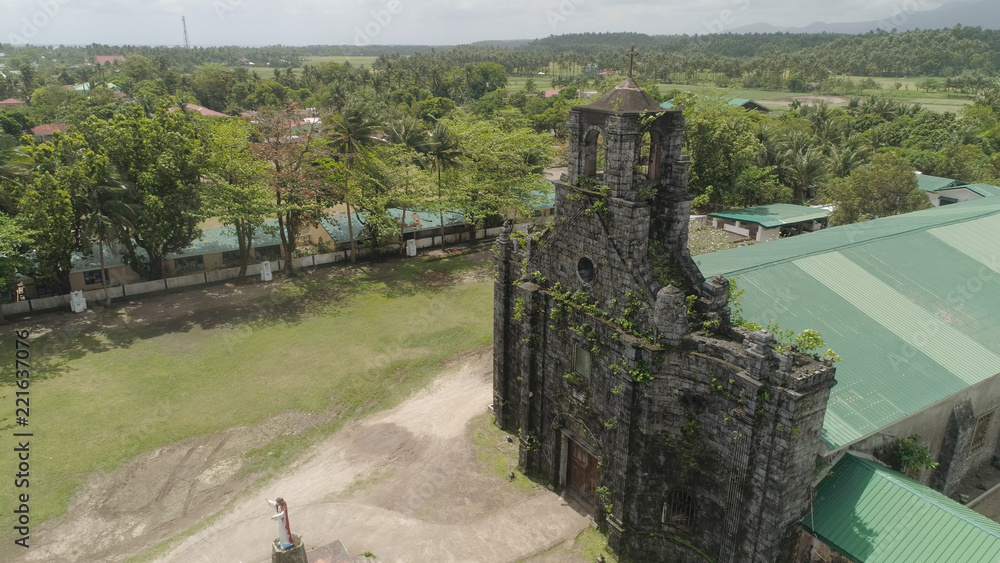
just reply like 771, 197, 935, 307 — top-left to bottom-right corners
626, 43, 637, 78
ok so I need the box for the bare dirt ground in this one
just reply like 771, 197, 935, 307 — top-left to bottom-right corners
149, 349, 591, 563
3, 252, 593, 563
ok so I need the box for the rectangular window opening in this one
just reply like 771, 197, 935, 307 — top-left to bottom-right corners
575, 347, 591, 379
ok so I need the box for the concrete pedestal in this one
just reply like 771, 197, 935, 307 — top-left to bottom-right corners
272, 533, 306, 563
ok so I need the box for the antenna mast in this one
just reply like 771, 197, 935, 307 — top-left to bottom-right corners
182, 16, 190, 49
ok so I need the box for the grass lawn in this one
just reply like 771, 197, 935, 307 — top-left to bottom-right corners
302, 55, 379, 67
0, 255, 494, 529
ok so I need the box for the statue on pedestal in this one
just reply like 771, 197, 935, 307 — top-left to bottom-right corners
266, 497, 293, 549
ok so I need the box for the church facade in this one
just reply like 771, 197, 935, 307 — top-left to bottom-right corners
492, 78, 837, 562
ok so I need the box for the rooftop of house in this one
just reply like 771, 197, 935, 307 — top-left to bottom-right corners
94, 55, 125, 65
915, 172, 963, 193
708, 203, 830, 229
0, 98, 25, 105
804, 453, 1000, 562
659, 97, 767, 111
320, 209, 466, 243
955, 183, 1000, 198
696, 197, 1000, 451
168, 104, 229, 118
71, 224, 284, 272
31, 123, 67, 136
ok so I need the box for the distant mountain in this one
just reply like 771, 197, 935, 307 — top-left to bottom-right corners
732, 0, 1000, 34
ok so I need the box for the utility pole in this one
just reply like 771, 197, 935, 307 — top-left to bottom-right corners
182, 16, 190, 49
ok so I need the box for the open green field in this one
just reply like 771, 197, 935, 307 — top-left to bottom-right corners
301, 55, 380, 67
0, 255, 493, 528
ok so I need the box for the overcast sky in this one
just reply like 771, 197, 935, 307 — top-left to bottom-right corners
0, 0, 960, 47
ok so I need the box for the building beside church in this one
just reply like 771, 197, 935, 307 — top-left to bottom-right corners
492, 76, 839, 562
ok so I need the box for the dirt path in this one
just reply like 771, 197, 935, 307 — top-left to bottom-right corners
152, 349, 591, 563
7, 347, 590, 563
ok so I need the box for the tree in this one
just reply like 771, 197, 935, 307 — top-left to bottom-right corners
79, 166, 136, 306
254, 106, 330, 273
326, 103, 382, 263
14, 131, 100, 290
423, 122, 464, 249
0, 134, 32, 213
785, 147, 829, 203
0, 213, 33, 323
826, 152, 930, 225
78, 106, 209, 280
681, 95, 771, 209
204, 119, 273, 281
443, 109, 553, 233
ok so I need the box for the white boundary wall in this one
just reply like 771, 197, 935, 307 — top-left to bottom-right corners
3, 228, 525, 316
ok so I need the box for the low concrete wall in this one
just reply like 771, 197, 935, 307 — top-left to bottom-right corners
30, 295, 70, 311
83, 287, 124, 302
2, 301, 31, 316
166, 272, 207, 290
313, 252, 344, 265
206, 267, 241, 283
6, 229, 511, 317
124, 280, 168, 296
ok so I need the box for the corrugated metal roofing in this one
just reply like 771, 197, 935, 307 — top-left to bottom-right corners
915, 173, 961, 193
320, 209, 466, 243
696, 197, 1000, 450
804, 453, 1000, 563
963, 184, 1000, 198
165, 222, 283, 259
72, 223, 284, 271
708, 204, 831, 229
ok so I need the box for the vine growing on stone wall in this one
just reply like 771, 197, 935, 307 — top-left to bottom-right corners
890, 435, 938, 473
596, 485, 613, 514
727, 278, 841, 363
513, 296, 525, 321
611, 357, 654, 384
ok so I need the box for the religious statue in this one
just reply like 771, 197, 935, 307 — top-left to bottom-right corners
266, 497, 294, 549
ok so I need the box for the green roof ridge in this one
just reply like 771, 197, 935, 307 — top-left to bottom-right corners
710, 201, 1000, 278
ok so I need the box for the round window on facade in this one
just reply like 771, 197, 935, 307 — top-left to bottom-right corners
577, 257, 596, 285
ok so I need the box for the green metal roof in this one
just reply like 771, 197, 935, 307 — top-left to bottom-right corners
696, 197, 1000, 450
962, 184, 1000, 198
708, 204, 831, 229
320, 209, 465, 243
804, 453, 1000, 563
72, 223, 283, 271
165, 223, 282, 259
915, 173, 962, 193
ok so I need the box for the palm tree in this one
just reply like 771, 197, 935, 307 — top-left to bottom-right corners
387, 115, 430, 253
328, 104, 381, 263
424, 123, 462, 251
787, 148, 829, 203
79, 172, 136, 307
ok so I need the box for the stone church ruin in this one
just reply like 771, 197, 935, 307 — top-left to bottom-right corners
492, 73, 837, 562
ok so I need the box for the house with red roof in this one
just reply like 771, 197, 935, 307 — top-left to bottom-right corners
94, 55, 125, 66
0, 98, 25, 107
168, 104, 229, 118
31, 123, 68, 141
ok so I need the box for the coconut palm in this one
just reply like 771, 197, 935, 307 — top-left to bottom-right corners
79, 171, 136, 306
786, 148, 829, 203
327, 103, 382, 263
424, 123, 463, 250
